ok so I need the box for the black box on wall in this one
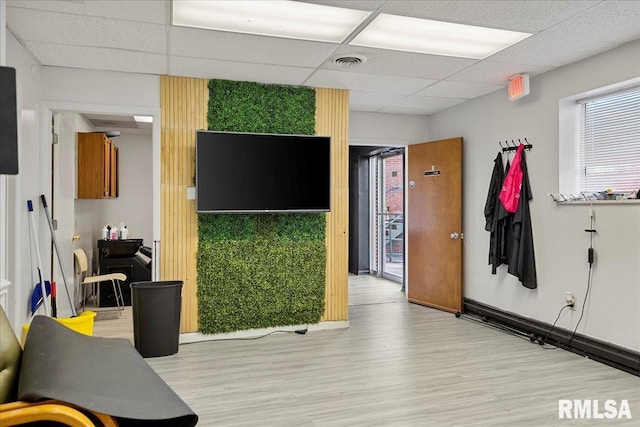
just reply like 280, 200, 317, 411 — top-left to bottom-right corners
0, 66, 19, 175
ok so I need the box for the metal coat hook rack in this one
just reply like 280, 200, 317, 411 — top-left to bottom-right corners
499, 138, 533, 153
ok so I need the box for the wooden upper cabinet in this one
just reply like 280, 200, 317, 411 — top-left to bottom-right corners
77, 132, 119, 199
111, 144, 119, 197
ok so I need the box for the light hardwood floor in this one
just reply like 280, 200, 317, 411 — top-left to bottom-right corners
89, 273, 407, 341
90, 306, 134, 342
93, 276, 639, 426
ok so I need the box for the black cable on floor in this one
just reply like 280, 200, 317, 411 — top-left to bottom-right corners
184, 325, 309, 343
539, 304, 572, 350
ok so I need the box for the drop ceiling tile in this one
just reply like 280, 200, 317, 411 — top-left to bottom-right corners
489, 30, 618, 68
7, 8, 166, 53
25, 42, 167, 75
387, 95, 466, 115
6, 0, 167, 25
377, 105, 438, 115
306, 69, 435, 94
349, 90, 406, 108
326, 46, 477, 80
349, 104, 384, 113
539, 1, 640, 45
170, 26, 337, 68
169, 56, 315, 86
417, 81, 504, 99
380, 0, 600, 33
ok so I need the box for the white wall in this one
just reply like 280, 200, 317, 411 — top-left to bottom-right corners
40, 66, 161, 280
43, 67, 160, 293
350, 111, 430, 146
48, 111, 91, 315
95, 133, 153, 248
41, 67, 160, 109
0, 0, 9, 318
1, 49, 161, 330
427, 40, 640, 352
5, 31, 44, 329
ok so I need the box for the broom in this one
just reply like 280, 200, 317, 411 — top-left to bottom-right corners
27, 200, 49, 316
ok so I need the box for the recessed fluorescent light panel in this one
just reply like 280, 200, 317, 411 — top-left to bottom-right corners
172, 0, 369, 43
134, 115, 153, 123
350, 14, 532, 59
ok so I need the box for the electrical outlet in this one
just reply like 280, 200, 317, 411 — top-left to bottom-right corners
565, 292, 576, 309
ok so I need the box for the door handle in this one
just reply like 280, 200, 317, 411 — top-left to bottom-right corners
450, 232, 459, 239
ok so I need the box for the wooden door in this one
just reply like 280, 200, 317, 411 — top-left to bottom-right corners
407, 138, 463, 313
77, 132, 108, 199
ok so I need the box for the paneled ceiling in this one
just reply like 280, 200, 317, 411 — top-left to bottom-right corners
6, 0, 640, 115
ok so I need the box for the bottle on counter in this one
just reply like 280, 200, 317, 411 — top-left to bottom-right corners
110, 225, 119, 240
102, 225, 110, 240
121, 225, 129, 240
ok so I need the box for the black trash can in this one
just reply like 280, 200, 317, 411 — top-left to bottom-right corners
130, 280, 182, 358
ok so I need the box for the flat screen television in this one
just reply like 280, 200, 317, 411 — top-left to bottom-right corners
0, 66, 18, 175
196, 131, 331, 213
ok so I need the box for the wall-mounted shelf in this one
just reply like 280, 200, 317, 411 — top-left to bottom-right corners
553, 199, 640, 205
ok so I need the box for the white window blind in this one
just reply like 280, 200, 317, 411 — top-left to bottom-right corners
579, 86, 640, 193
580, 86, 640, 192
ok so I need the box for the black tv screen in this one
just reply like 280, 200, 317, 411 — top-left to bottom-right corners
196, 131, 331, 213
0, 66, 18, 175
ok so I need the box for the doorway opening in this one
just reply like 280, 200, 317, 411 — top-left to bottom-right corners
348, 146, 405, 291
45, 104, 159, 340
370, 150, 405, 285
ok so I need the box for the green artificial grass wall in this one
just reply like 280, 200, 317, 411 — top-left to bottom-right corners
197, 80, 326, 334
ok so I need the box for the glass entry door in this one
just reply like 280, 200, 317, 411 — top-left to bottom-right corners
370, 151, 405, 285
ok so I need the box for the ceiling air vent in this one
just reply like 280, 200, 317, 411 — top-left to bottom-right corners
333, 54, 366, 67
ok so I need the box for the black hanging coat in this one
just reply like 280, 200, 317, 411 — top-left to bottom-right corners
506, 152, 537, 289
484, 153, 506, 273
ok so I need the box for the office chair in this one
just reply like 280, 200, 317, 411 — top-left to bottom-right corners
73, 248, 126, 315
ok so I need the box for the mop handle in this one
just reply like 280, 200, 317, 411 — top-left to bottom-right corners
41, 195, 77, 317
27, 200, 49, 316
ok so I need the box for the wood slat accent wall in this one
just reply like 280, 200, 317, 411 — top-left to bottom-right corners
160, 76, 208, 333
316, 88, 350, 321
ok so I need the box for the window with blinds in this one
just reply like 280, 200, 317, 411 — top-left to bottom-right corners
579, 86, 640, 192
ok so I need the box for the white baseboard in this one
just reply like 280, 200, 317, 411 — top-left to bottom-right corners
179, 320, 350, 345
